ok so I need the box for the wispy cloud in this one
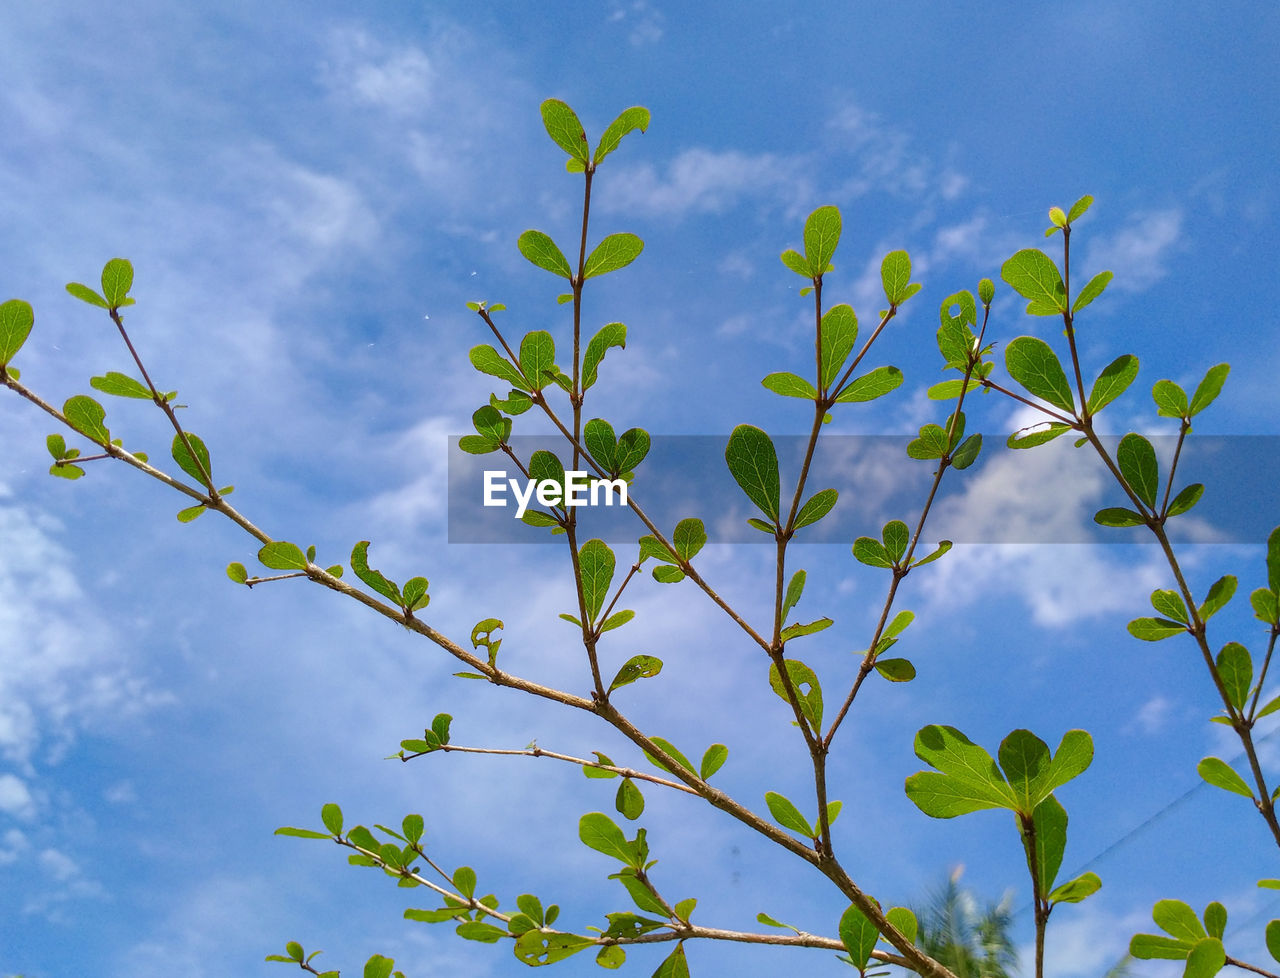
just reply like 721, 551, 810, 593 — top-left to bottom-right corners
1084, 208, 1184, 292
605, 148, 808, 218
608, 0, 665, 46
319, 28, 435, 116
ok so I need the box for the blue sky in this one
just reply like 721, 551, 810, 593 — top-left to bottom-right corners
1, 2, 1278, 976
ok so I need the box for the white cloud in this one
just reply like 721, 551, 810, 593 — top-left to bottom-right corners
609, 0, 665, 45
38, 846, 77, 881
0, 773, 35, 818
605, 148, 807, 218
320, 29, 435, 115
1126, 693, 1173, 735
1084, 208, 1184, 292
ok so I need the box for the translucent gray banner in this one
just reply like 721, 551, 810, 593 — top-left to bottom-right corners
447, 434, 1277, 544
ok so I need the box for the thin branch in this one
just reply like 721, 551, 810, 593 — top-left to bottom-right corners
404, 743, 698, 794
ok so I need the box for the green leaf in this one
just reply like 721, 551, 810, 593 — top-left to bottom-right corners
765, 791, 815, 837
259, 541, 308, 571
793, 488, 837, 530
782, 570, 806, 621
652, 943, 690, 978
171, 433, 212, 484
913, 540, 952, 567
699, 744, 728, 780
101, 258, 134, 306
852, 537, 893, 568
540, 98, 590, 162
612, 426, 649, 475
998, 729, 1053, 814
578, 538, 615, 621
514, 931, 592, 966
616, 778, 644, 820
1005, 336, 1075, 413
63, 395, 110, 443
1127, 616, 1186, 640
952, 433, 983, 470
927, 378, 982, 400
350, 541, 402, 604
469, 344, 528, 389
819, 304, 858, 388
471, 405, 509, 445
780, 249, 811, 277
762, 371, 817, 399
1130, 933, 1193, 960
175, 504, 205, 523
1049, 871, 1101, 904
1267, 919, 1280, 964
768, 659, 823, 730
594, 105, 649, 165
838, 903, 879, 970
1072, 270, 1113, 313
879, 520, 907, 561
1009, 422, 1072, 450
226, 562, 248, 584
46, 433, 66, 460
673, 898, 696, 923
66, 281, 109, 308
1117, 433, 1159, 508
881, 249, 915, 306
1095, 506, 1147, 527
275, 826, 332, 840
612, 870, 665, 914
583, 233, 644, 280
1087, 355, 1139, 414
905, 725, 1017, 818
647, 737, 697, 777
1001, 249, 1067, 315
1152, 379, 1189, 418
724, 424, 780, 523
1197, 757, 1253, 798
0, 299, 34, 365
49, 461, 85, 480
804, 205, 842, 274
584, 418, 618, 472
1189, 363, 1230, 416
1151, 589, 1188, 623
1253, 590, 1280, 627
1168, 483, 1205, 517
1067, 195, 1094, 222
1203, 902, 1227, 940
90, 371, 152, 399
517, 230, 573, 279
1200, 575, 1236, 621
286, 941, 306, 962
1154, 899, 1206, 944
518, 330, 556, 391
1183, 938, 1226, 978
583, 323, 626, 391
320, 803, 343, 836
673, 518, 706, 561
584, 751, 618, 779
907, 423, 948, 460
608, 654, 663, 693
1269, 526, 1280, 593
596, 945, 626, 969
779, 618, 832, 641
458, 435, 497, 455
885, 906, 918, 945
455, 921, 505, 943
652, 565, 685, 584
600, 609, 635, 632
402, 576, 429, 612
1023, 794, 1067, 891
874, 658, 915, 682
835, 365, 903, 403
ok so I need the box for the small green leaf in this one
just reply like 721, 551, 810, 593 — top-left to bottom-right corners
1183, 937, 1226, 978
402, 576, 429, 612
652, 943, 690, 978
1009, 422, 1072, 450
517, 230, 573, 279
881, 249, 918, 306
724, 424, 780, 522
101, 258, 134, 306
171, 433, 212, 484
615, 426, 650, 474
1197, 757, 1253, 798
1253, 590, 1279, 627
49, 461, 85, 480
1049, 871, 1101, 904
780, 249, 811, 277
608, 654, 663, 693
765, 790, 815, 837
1168, 483, 1205, 517
600, 609, 635, 632
582, 323, 626, 391
275, 826, 332, 840
838, 903, 879, 970
699, 744, 728, 780
804, 206, 842, 274
951, 433, 983, 470
1267, 919, 1280, 964
905, 725, 1017, 818
647, 736, 697, 777
1087, 355, 1139, 414
259, 541, 308, 571
0, 299, 35, 365
320, 803, 343, 836
518, 330, 556, 391
540, 98, 590, 162
616, 778, 644, 820
1189, 363, 1230, 416
583, 233, 644, 280
1150, 589, 1188, 623
66, 282, 109, 308
595, 945, 626, 969
91, 371, 152, 399
1127, 616, 1186, 641
1095, 506, 1147, 527
1001, 249, 1067, 315
779, 617, 833, 641
1072, 270, 1113, 313
852, 537, 893, 568
455, 921, 505, 943
176, 504, 205, 523
1005, 336, 1075, 413
1067, 195, 1094, 222
469, 344, 528, 390
652, 565, 685, 584
913, 540, 952, 567
835, 365, 903, 403
1154, 899, 1206, 944
1200, 575, 1237, 621
673, 518, 706, 561
594, 105, 649, 165
584, 751, 618, 778
762, 372, 818, 399
1203, 902, 1226, 940
793, 488, 837, 530
226, 562, 248, 584
907, 423, 948, 460
1152, 379, 1189, 418
927, 378, 982, 400
350, 541, 402, 604
63, 395, 110, 443
768, 659, 823, 729
578, 538, 616, 622
1130, 933, 1192, 960
874, 658, 915, 682
782, 570, 806, 621
819, 304, 858, 388
1024, 794, 1067, 891
1116, 433, 1159, 508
